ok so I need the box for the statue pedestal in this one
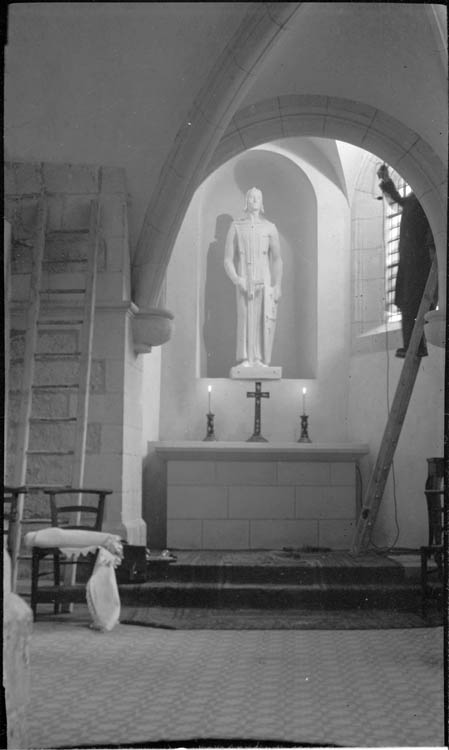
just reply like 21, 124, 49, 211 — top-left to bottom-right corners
230, 364, 282, 380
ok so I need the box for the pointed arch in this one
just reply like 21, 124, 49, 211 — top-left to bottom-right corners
132, 3, 303, 309
133, 54, 446, 313
208, 95, 446, 241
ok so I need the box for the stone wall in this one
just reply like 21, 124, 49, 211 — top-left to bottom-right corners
5, 161, 146, 545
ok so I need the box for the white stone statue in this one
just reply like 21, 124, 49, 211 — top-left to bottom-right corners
224, 188, 283, 374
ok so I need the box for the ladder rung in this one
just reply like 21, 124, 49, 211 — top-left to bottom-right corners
37, 318, 83, 326
42, 259, 88, 265
29, 417, 77, 424
26, 450, 75, 456
34, 353, 81, 360
40, 289, 86, 295
37, 320, 83, 326
46, 229, 89, 237
32, 384, 79, 390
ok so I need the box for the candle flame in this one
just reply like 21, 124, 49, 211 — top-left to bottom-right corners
302, 387, 307, 394
208, 385, 212, 393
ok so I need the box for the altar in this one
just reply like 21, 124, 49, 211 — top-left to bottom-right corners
150, 442, 369, 550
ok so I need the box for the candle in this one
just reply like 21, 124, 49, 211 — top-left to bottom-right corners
208, 385, 212, 413
302, 387, 307, 415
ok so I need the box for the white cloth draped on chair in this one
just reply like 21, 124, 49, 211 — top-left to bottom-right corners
25, 528, 123, 631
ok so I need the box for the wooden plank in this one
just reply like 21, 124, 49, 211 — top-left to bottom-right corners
71, 199, 100, 493
12, 198, 47, 487
9, 199, 47, 591
351, 258, 439, 554
63, 200, 100, 603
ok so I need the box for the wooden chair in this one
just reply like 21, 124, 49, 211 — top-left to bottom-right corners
3, 485, 27, 592
420, 458, 446, 615
30, 487, 112, 619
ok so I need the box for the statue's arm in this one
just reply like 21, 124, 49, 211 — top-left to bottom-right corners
270, 224, 283, 301
224, 223, 246, 291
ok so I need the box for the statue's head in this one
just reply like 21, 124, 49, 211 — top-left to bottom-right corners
244, 187, 264, 214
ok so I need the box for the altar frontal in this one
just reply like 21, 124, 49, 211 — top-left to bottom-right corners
153, 442, 368, 551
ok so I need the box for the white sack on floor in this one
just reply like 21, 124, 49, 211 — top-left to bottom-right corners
86, 547, 121, 632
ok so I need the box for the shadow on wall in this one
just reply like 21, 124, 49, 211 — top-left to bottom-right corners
203, 213, 237, 376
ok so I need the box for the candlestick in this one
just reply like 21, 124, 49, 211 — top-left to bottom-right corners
203, 411, 217, 441
298, 414, 312, 443
208, 385, 212, 413
302, 387, 307, 415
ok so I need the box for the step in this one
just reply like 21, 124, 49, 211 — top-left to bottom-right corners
16, 579, 422, 612
142, 563, 406, 586
118, 580, 421, 610
16, 550, 425, 613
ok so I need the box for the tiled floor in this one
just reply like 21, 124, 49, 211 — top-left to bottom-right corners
27, 610, 445, 749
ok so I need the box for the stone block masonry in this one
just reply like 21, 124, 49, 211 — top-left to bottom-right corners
153, 442, 368, 550
5, 160, 146, 548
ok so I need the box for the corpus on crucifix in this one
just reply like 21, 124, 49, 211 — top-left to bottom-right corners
246, 381, 270, 442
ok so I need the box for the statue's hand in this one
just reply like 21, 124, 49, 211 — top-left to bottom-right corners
272, 285, 281, 302
237, 276, 247, 294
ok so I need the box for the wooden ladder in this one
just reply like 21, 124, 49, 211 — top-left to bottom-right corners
351, 256, 439, 554
8, 196, 101, 590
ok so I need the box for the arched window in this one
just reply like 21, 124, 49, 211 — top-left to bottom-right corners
384, 170, 412, 322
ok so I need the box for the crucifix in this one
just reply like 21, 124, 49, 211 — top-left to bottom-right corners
246, 381, 270, 442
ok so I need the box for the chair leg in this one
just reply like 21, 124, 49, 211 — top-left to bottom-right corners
31, 548, 40, 621
420, 547, 429, 618
53, 552, 61, 615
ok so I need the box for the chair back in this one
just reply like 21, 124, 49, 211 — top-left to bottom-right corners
3, 486, 27, 590
44, 488, 112, 532
425, 458, 445, 547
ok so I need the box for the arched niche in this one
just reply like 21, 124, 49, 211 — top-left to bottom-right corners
197, 149, 318, 379
161, 138, 352, 442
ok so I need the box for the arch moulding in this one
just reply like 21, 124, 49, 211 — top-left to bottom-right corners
207, 96, 446, 344
134, 94, 446, 315
209, 95, 446, 256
